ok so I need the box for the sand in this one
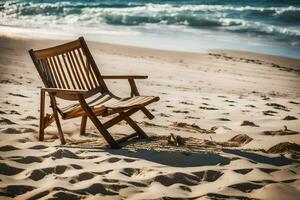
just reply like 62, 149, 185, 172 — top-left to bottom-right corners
0, 36, 300, 199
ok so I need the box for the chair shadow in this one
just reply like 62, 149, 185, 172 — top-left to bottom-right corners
223, 149, 299, 167
107, 149, 232, 167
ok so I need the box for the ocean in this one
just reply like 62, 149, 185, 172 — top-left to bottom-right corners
1, 0, 300, 58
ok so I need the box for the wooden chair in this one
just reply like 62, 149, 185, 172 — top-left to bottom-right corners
29, 37, 159, 149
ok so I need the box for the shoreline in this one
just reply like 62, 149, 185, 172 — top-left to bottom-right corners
1, 25, 300, 60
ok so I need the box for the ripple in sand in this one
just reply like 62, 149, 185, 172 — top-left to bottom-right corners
234, 168, 253, 175
229, 182, 263, 193
258, 168, 279, 174
192, 170, 223, 182
0, 185, 35, 198
0, 145, 19, 151
69, 172, 95, 184
29, 145, 48, 150
11, 156, 42, 164
29, 165, 69, 181
1, 127, 21, 134
153, 172, 199, 186
52, 191, 82, 200
45, 149, 80, 159
0, 163, 24, 176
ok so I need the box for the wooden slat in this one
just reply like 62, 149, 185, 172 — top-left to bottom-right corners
66, 52, 82, 89
77, 48, 96, 88
51, 56, 66, 88
46, 58, 61, 88
34, 40, 81, 59
71, 49, 91, 90
69, 51, 86, 89
54, 55, 70, 89
62, 53, 77, 89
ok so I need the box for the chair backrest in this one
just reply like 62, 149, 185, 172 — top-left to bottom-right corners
29, 37, 108, 100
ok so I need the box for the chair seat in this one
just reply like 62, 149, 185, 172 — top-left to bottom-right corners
59, 93, 159, 119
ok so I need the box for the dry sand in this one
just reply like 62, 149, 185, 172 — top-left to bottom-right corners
0, 36, 300, 199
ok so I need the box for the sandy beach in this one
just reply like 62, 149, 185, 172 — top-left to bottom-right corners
0, 36, 300, 199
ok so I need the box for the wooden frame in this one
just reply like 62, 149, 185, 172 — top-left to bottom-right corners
29, 37, 159, 149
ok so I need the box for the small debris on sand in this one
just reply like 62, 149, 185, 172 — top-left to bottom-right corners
167, 133, 185, 146
267, 142, 300, 156
263, 126, 299, 136
228, 134, 253, 145
171, 122, 215, 134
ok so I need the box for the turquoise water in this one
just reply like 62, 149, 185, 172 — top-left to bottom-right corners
1, 0, 300, 58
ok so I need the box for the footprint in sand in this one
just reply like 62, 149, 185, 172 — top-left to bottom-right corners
180, 101, 194, 105
21, 116, 38, 121
266, 103, 289, 111
282, 115, 298, 120
224, 100, 236, 103
159, 113, 171, 117
8, 93, 28, 98
263, 110, 277, 116
0, 117, 16, 125
217, 118, 231, 121
245, 105, 256, 108
288, 101, 300, 105
184, 116, 200, 119
172, 110, 189, 114
240, 120, 259, 127
199, 106, 218, 110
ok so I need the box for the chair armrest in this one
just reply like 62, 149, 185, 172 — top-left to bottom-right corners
102, 75, 148, 79
41, 88, 88, 94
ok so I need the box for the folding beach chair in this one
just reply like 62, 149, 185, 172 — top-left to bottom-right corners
29, 37, 159, 148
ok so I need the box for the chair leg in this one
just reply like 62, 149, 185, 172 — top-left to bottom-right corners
49, 95, 66, 145
78, 96, 120, 149
39, 89, 45, 141
80, 115, 87, 135
124, 116, 148, 139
